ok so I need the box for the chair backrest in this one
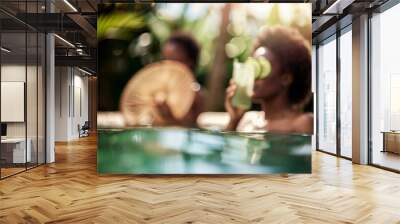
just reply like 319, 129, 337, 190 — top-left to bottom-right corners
82, 121, 90, 129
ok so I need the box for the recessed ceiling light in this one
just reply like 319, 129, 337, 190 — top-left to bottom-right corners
63, 0, 78, 12
323, 0, 354, 15
54, 34, 75, 48
78, 67, 93, 76
1, 47, 11, 53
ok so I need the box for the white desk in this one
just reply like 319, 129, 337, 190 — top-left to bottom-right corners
1, 138, 31, 163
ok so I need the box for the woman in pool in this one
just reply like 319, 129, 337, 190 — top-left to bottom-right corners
155, 32, 205, 127
225, 26, 313, 134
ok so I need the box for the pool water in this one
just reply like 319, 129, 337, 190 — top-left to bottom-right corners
97, 128, 311, 174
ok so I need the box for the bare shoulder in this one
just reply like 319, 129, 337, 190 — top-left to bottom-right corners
293, 112, 314, 134
296, 113, 314, 123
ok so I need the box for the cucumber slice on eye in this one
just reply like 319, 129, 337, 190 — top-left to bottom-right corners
257, 57, 271, 79
245, 57, 261, 79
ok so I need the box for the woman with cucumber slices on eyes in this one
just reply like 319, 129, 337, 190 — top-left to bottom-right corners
225, 26, 313, 134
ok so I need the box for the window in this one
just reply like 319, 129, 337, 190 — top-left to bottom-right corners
339, 27, 352, 158
317, 36, 337, 154
370, 3, 400, 171
0, 1, 46, 179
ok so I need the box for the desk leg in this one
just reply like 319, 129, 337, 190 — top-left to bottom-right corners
382, 133, 386, 153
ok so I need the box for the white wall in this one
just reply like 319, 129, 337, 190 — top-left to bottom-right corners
1, 65, 31, 138
55, 66, 70, 141
1, 64, 25, 80
55, 67, 89, 141
1, 63, 46, 164
72, 73, 89, 138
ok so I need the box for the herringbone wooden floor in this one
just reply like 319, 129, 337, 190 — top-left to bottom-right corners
1, 135, 400, 224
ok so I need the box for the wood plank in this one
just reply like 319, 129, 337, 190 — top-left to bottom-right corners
0, 135, 399, 223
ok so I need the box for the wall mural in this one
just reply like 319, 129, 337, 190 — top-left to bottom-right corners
97, 3, 312, 174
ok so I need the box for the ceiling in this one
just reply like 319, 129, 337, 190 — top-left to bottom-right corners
0, 0, 392, 73
311, 0, 389, 41
0, 0, 97, 72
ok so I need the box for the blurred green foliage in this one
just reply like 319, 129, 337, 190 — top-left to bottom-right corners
98, 3, 311, 111
97, 13, 145, 40
98, 3, 220, 98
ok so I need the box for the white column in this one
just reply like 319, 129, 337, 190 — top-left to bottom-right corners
46, 32, 55, 163
45, 0, 56, 163
352, 14, 369, 164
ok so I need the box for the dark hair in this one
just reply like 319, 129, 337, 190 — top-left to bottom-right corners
254, 26, 311, 107
165, 32, 200, 70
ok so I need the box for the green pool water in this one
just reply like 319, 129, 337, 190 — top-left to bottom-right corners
97, 128, 311, 174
